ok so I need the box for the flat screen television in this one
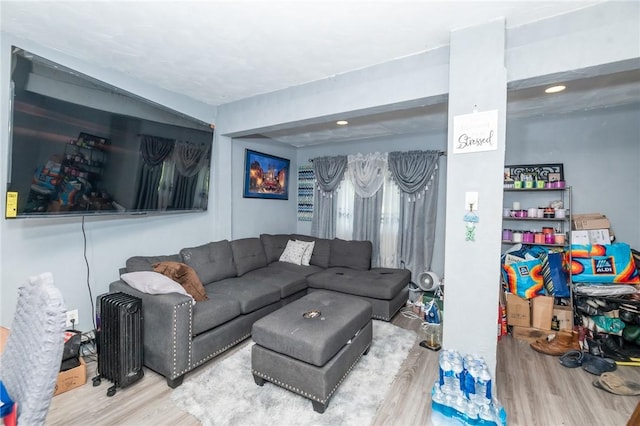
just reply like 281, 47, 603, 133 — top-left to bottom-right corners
6, 47, 214, 218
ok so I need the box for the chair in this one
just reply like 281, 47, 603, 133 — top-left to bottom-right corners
0, 272, 67, 425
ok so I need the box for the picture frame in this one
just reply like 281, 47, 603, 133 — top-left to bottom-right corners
243, 149, 290, 200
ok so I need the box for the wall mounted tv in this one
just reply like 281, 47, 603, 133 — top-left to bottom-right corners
6, 47, 214, 219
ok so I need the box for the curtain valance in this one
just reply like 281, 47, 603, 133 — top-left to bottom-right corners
347, 152, 388, 198
312, 156, 348, 196
388, 150, 439, 200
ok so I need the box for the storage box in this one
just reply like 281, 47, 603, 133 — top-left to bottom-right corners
510, 326, 551, 343
572, 229, 612, 245
553, 305, 574, 331
531, 295, 554, 330
572, 213, 611, 231
54, 357, 86, 396
506, 293, 531, 327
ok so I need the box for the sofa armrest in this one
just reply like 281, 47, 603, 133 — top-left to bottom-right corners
109, 280, 193, 381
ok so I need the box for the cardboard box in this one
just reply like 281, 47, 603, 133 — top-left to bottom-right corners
553, 305, 574, 331
571, 229, 612, 245
531, 295, 554, 330
572, 213, 611, 231
506, 293, 531, 327
54, 358, 86, 396
511, 326, 552, 343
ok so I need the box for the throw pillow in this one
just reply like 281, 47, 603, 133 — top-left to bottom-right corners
120, 271, 193, 303
298, 240, 315, 266
153, 261, 209, 302
279, 240, 308, 265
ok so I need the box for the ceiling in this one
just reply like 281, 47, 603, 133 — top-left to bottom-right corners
2, 0, 638, 146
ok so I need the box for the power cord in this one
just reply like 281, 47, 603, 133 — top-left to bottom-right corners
81, 215, 97, 333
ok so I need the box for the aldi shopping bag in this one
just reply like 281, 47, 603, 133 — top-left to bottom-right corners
571, 242, 640, 284
502, 258, 544, 299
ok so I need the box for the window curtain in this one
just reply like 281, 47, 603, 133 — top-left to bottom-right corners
348, 152, 388, 266
336, 178, 355, 240
310, 155, 348, 238
379, 172, 401, 268
171, 141, 210, 209
388, 150, 440, 282
134, 135, 175, 210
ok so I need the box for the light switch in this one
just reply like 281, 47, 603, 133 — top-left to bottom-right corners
465, 191, 478, 211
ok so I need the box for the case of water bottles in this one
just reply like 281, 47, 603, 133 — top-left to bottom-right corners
431, 349, 507, 425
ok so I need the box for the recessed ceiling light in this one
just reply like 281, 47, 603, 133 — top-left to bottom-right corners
545, 85, 566, 94
336, 120, 349, 126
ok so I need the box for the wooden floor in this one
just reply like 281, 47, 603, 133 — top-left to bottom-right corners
46, 311, 640, 426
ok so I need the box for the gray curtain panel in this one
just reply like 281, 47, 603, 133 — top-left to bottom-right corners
388, 150, 440, 281
348, 152, 388, 267
135, 134, 175, 210
311, 156, 348, 238
172, 141, 210, 209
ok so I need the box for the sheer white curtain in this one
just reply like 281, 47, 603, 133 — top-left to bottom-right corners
336, 179, 354, 240
336, 152, 401, 267
379, 172, 401, 267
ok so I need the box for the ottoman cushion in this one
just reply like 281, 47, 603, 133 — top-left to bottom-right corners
252, 291, 371, 367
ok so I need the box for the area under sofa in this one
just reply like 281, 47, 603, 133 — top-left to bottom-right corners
109, 233, 410, 387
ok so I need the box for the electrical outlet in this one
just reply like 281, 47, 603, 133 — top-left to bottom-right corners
66, 309, 79, 328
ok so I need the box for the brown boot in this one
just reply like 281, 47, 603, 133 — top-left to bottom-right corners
530, 330, 580, 356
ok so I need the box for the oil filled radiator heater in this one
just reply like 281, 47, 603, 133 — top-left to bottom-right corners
94, 292, 144, 396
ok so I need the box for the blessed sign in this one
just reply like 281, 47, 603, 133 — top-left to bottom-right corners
452, 109, 498, 154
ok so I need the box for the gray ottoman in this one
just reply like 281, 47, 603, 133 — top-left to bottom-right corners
251, 290, 373, 413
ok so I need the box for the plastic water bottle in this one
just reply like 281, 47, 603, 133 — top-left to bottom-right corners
475, 368, 492, 403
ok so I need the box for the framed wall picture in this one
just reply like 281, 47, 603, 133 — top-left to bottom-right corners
243, 149, 290, 200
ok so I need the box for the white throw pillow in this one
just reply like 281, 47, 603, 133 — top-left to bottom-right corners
120, 271, 194, 303
298, 240, 315, 266
279, 240, 308, 265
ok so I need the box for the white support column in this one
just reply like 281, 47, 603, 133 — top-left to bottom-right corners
442, 19, 507, 380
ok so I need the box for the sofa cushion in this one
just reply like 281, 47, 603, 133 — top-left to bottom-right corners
192, 293, 242, 336
260, 234, 292, 264
329, 238, 372, 270
279, 240, 308, 265
120, 271, 193, 302
307, 267, 410, 300
267, 261, 324, 277
180, 240, 237, 283
206, 276, 280, 314
126, 254, 182, 272
230, 238, 267, 276
244, 267, 307, 298
292, 235, 331, 268
153, 261, 209, 302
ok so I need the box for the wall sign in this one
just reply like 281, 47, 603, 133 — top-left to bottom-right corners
452, 109, 498, 154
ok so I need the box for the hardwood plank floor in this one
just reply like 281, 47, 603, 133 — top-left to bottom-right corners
46, 311, 640, 425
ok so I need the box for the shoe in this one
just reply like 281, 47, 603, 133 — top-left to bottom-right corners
576, 299, 601, 316
581, 352, 617, 375
596, 334, 633, 361
559, 350, 583, 368
530, 330, 580, 356
593, 372, 640, 396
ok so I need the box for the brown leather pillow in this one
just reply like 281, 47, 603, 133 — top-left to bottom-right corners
153, 261, 209, 302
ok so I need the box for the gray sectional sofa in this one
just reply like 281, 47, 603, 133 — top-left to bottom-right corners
109, 233, 410, 387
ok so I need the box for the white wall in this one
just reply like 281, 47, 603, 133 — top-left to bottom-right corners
296, 132, 448, 278
0, 35, 217, 330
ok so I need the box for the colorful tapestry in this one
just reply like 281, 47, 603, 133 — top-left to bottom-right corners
297, 164, 314, 221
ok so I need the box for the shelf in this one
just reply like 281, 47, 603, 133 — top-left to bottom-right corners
503, 217, 569, 222
504, 187, 569, 192
501, 240, 567, 248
